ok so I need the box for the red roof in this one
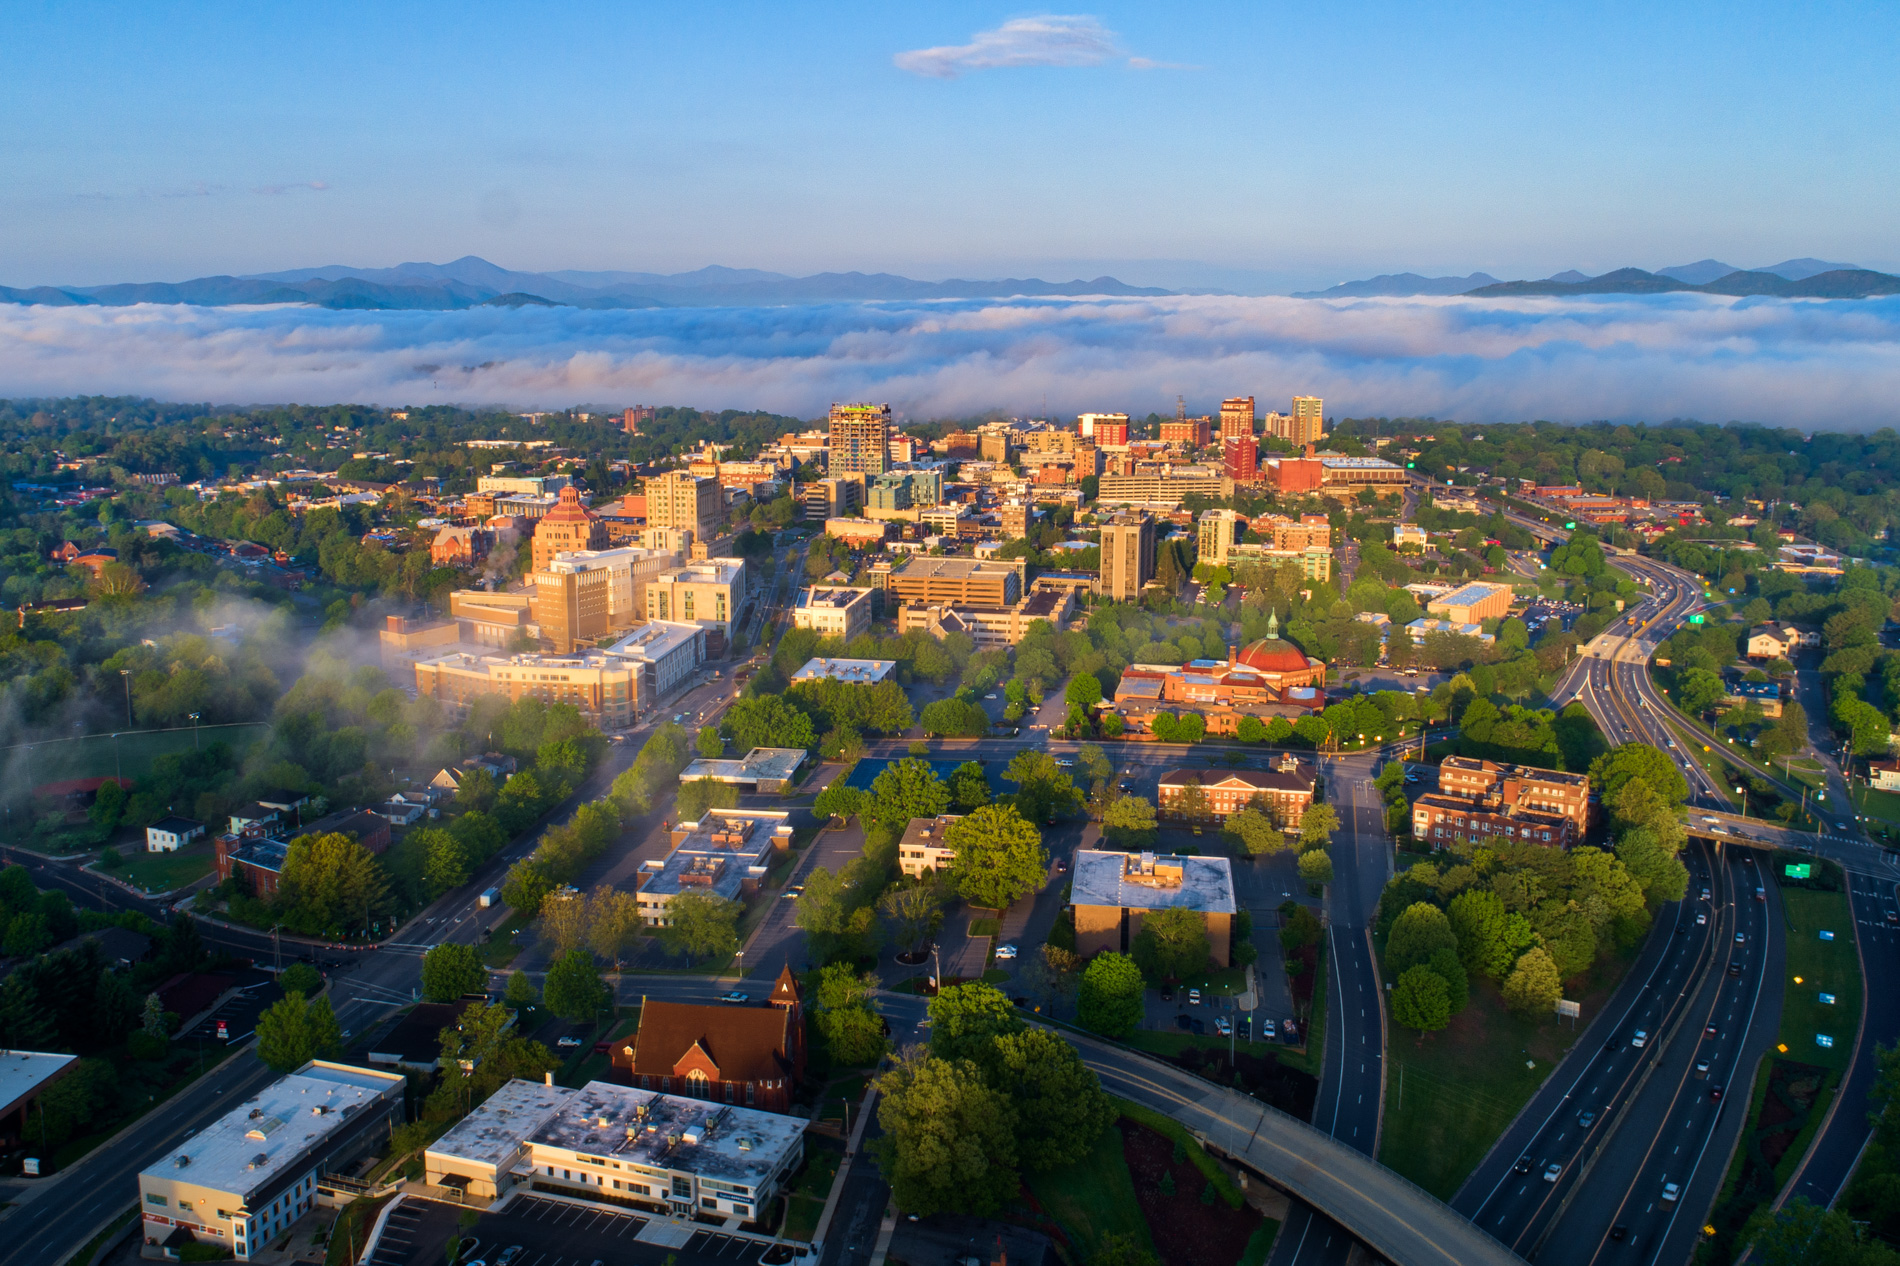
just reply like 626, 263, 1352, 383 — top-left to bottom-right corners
1236, 637, 1312, 674
630, 999, 794, 1083
540, 484, 596, 525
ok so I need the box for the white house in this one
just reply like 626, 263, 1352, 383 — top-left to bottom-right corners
145, 816, 206, 853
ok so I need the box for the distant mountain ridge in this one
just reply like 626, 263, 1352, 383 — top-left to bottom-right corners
1298, 257, 1889, 299
0, 256, 1172, 311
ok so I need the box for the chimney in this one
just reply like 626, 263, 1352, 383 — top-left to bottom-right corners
386, 615, 405, 633
544, 1071, 554, 1086
1228, 644, 1237, 668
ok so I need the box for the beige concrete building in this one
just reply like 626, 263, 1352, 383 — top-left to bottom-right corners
881, 555, 1025, 607
1096, 471, 1235, 507
1098, 513, 1156, 600
897, 586, 1073, 649
646, 470, 724, 547
1289, 395, 1325, 445
1072, 850, 1236, 968
1220, 397, 1256, 442
646, 558, 746, 647
898, 813, 962, 878
138, 1061, 407, 1260
414, 621, 707, 728
792, 586, 873, 641
531, 547, 672, 653
1197, 508, 1242, 567
1426, 582, 1514, 624
531, 485, 610, 571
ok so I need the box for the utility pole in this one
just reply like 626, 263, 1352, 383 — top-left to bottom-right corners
120, 668, 132, 726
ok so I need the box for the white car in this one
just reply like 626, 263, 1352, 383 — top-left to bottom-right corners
1631, 1030, 1648, 1048
1661, 1181, 1680, 1203
994, 944, 1018, 960
556, 1036, 582, 1049
1543, 1162, 1562, 1183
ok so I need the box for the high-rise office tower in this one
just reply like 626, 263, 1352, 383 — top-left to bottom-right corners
1097, 514, 1156, 601
1196, 509, 1242, 568
828, 403, 892, 476
1220, 397, 1256, 442
1078, 412, 1129, 441
1290, 396, 1325, 445
1223, 434, 1258, 484
622, 406, 655, 435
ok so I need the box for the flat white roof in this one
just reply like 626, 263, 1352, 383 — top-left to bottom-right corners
605, 621, 706, 662
0, 1050, 76, 1116
143, 1062, 404, 1199
426, 1078, 570, 1170
1070, 849, 1237, 915
790, 658, 895, 684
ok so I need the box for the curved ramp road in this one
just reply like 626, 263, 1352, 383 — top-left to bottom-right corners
1057, 1027, 1529, 1266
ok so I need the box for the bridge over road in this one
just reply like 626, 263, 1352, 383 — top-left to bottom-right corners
1062, 1026, 1529, 1266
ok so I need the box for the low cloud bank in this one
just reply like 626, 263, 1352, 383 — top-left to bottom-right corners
2, 292, 1899, 426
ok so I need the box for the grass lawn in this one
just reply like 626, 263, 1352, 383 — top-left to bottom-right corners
559, 1007, 639, 1087
1777, 886, 1862, 1072
1024, 1114, 1157, 1262
101, 842, 215, 893
968, 916, 1000, 937
4, 722, 268, 790
480, 913, 530, 967
325, 1195, 392, 1266
782, 1134, 844, 1241
1851, 785, 1900, 825
1379, 943, 1638, 1200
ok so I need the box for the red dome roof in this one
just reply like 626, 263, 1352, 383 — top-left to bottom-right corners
1236, 637, 1311, 674
539, 484, 596, 524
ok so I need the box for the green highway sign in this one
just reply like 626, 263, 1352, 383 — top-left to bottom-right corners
1689, 614, 1705, 624
1565, 521, 1576, 529
1786, 863, 1811, 879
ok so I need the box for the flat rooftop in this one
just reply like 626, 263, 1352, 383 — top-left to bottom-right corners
796, 586, 868, 610
679, 748, 806, 785
146, 1062, 404, 1199
531, 1081, 805, 1190
790, 658, 895, 684
604, 620, 705, 662
427, 1077, 570, 1170
1434, 582, 1514, 606
1071, 849, 1237, 915
1319, 455, 1402, 470
0, 1050, 76, 1117
656, 559, 746, 585
886, 556, 1021, 580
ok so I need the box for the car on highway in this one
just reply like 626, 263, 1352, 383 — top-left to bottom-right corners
1187, 989, 1202, 1005
1543, 1162, 1562, 1182
1697, 1058, 1711, 1075
1696, 912, 1707, 925
1631, 1030, 1648, 1048
1702, 887, 1711, 900
1735, 932, 1746, 943
1578, 1109, 1596, 1127
1609, 1225, 1629, 1242
1755, 887, 1766, 901
994, 944, 1018, 960
1514, 1156, 1533, 1175
1710, 1085, 1724, 1102
1705, 1023, 1718, 1038
1730, 960, 1744, 975
1661, 1181, 1681, 1203
718, 991, 750, 1004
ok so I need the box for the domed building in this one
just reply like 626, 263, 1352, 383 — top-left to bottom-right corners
1233, 612, 1326, 690
532, 485, 609, 571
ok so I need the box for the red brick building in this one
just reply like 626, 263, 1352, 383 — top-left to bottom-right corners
613, 966, 805, 1111
1223, 434, 1258, 484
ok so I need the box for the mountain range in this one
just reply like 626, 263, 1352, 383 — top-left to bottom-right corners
1296, 258, 1893, 299
0, 257, 1172, 311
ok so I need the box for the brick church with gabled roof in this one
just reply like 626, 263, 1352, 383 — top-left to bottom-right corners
611, 964, 805, 1112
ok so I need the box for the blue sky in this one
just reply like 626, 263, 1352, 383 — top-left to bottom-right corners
3, 2, 1897, 290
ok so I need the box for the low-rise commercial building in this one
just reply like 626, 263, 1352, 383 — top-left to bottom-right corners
646, 558, 746, 649
677, 748, 807, 793
1417, 755, 1591, 845
792, 586, 873, 642
789, 657, 895, 684
896, 587, 1074, 649
426, 1078, 804, 1223
139, 1061, 408, 1260
898, 813, 961, 878
1096, 471, 1234, 508
414, 621, 706, 729
1072, 850, 1237, 967
880, 555, 1025, 607
823, 517, 890, 548
1426, 582, 1514, 624
636, 810, 792, 926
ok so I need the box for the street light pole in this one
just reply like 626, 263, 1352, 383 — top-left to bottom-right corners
189, 712, 201, 749
119, 668, 132, 727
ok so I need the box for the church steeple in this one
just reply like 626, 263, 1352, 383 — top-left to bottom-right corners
1266, 608, 1280, 639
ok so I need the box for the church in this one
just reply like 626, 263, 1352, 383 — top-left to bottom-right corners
611, 965, 806, 1112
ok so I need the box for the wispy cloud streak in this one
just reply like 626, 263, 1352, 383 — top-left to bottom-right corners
1, 293, 1899, 427
895, 15, 1122, 78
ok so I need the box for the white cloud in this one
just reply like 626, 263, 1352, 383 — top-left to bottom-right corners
2, 292, 1900, 428
253, 181, 329, 196
894, 15, 1122, 79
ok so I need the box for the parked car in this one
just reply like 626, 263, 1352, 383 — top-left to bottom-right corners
556, 1036, 582, 1049
1188, 989, 1202, 1006
1215, 1017, 1233, 1036
994, 945, 1018, 960
1263, 1019, 1277, 1039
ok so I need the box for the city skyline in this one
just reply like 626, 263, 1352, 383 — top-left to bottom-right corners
3, 3, 1897, 291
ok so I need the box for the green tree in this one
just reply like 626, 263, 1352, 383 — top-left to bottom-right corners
927, 982, 1025, 1065
543, 949, 609, 1022
1446, 888, 1523, 979
659, 890, 742, 962
1092, 1234, 1161, 1266
1101, 795, 1158, 848
421, 942, 486, 1002
1616, 827, 1691, 903
275, 831, 390, 936
1742, 1197, 1900, 1266
89, 778, 127, 830
945, 804, 1048, 909
1589, 743, 1689, 805
431, 1000, 559, 1109
794, 864, 883, 964
1501, 946, 1564, 1016
990, 1028, 1117, 1171
1131, 907, 1212, 981
420, 827, 471, 896
1387, 901, 1458, 974
255, 991, 344, 1072
1004, 750, 1082, 824
723, 694, 816, 752
877, 882, 944, 951
947, 761, 992, 811
866, 758, 953, 835
811, 964, 887, 1067
1235, 715, 1268, 743
696, 725, 724, 758
812, 782, 865, 822
1077, 951, 1145, 1038
1065, 673, 1103, 709
503, 970, 540, 1012
1391, 965, 1451, 1036
1676, 668, 1726, 715
500, 858, 554, 917
1298, 802, 1339, 849
874, 1051, 1019, 1216
677, 777, 740, 822
1298, 848, 1334, 884
1223, 808, 1290, 857
1425, 946, 1469, 1015
279, 962, 323, 996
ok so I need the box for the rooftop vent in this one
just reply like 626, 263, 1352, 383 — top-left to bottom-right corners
248, 1153, 268, 1170
175, 1155, 191, 1167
